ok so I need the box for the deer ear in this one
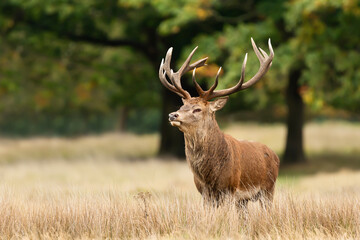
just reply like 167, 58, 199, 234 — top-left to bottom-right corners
209, 97, 228, 112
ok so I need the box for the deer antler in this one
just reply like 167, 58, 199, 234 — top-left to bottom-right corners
192, 38, 274, 100
159, 47, 208, 99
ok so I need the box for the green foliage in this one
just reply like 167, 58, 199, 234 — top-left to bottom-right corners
283, 0, 360, 112
127, 108, 161, 133
183, 0, 360, 115
0, 0, 359, 135
0, 32, 157, 135
184, 20, 283, 113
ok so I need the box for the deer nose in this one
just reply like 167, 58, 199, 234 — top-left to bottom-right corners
169, 112, 179, 121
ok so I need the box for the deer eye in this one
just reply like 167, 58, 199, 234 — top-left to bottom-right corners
192, 108, 202, 113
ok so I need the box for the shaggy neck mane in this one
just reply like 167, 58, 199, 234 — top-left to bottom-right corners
183, 114, 230, 185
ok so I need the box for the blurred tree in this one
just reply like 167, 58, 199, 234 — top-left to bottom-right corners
0, 0, 359, 162
0, 0, 160, 135
0, 0, 269, 157
0, 13, 157, 135
280, 0, 360, 163
190, 0, 360, 164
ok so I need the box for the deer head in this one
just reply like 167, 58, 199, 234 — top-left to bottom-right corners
159, 38, 274, 132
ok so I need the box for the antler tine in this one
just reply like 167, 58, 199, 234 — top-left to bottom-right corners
240, 38, 274, 89
259, 47, 273, 67
169, 47, 198, 96
159, 47, 192, 99
170, 69, 192, 99
203, 38, 273, 100
163, 47, 173, 80
259, 48, 268, 58
193, 66, 223, 99
205, 53, 248, 100
189, 57, 208, 70
178, 46, 198, 74
268, 38, 274, 67
185, 55, 209, 97
208, 67, 221, 93
192, 68, 206, 97
187, 56, 209, 94
159, 59, 184, 98
251, 37, 265, 62
159, 46, 209, 99
268, 38, 274, 56
176, 46, 208, 77
239, 53, 247, 85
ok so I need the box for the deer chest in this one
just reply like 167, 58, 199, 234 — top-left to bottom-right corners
186, 154, 223, 186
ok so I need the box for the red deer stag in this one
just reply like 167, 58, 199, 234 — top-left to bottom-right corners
159, 38, 280, 208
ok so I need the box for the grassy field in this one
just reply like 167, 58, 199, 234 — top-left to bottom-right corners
0, 121, 359, 239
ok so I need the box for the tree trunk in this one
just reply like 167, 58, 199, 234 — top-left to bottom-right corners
116, 106, 129, 132
158, 88, 186, 158
283, 67, 306, 164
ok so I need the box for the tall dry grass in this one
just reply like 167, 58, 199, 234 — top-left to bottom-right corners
0, 181, 359, 239
0, 121, 359, 239
0, 158, 359, 240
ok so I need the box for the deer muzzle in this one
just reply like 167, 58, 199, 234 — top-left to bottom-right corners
168, 112, 181, 127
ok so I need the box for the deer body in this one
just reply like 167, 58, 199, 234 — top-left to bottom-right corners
159, 39, 280, 207
187, 130, 279, 204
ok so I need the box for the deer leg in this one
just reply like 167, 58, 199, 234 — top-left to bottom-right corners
214, 191, 226, 207
237, 198, 249, 211
194, 178, 220, 207
259, 188, 274, 210
208, 190, 222, 207
194, 178, 214, 207
194, 177, 204, 194
236, 198, 249, 219
200, 188, 224, 208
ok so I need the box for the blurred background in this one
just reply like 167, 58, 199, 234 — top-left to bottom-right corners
0, 0, 359, 165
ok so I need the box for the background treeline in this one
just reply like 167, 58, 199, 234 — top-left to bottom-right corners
0, 0, 359, 163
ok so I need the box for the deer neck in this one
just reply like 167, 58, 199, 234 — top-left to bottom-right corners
184, 122, 220, 149
183, 116, 229, 184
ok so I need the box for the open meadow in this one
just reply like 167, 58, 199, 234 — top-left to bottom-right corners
0, 121, 359, 239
